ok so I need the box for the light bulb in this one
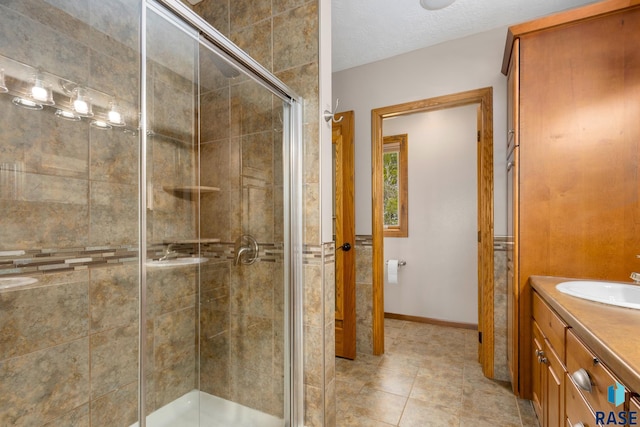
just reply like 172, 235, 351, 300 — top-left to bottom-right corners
72, 87, 93, 117
31, 84, 48, 102
29, 74, 54, 105
0, 69, 8, 93
73, 98, 89, 115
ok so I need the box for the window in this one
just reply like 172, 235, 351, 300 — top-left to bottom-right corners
383, 134, 408, 237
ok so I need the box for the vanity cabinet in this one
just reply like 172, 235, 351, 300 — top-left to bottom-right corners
502, 0, 640, 398
532, 292, 567, 427
533, 287, 638, 427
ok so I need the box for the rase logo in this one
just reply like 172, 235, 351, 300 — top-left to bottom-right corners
595, 382, 637, 425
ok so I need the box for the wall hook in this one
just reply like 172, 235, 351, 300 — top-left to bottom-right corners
323, 98, 344, 123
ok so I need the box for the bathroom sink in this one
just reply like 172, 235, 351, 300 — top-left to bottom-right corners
0, 277, 38, 291
146, 257, 208, 268
556, 281, 640, 310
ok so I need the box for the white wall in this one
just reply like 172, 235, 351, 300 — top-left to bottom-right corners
332, 26, 508, 237
383, 107, 478, 323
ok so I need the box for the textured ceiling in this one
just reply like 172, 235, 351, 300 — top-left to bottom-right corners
332, 0, 598, 72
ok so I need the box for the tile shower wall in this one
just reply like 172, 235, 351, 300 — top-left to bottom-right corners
493, 236, 509, 382
0, 1, 142, 426
190, 0, 332, 425
355, 236, 374, 355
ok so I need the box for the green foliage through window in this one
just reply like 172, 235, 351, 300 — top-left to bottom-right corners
383, 151, 399, 226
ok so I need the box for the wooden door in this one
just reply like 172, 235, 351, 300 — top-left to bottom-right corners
333, 111, 356, 359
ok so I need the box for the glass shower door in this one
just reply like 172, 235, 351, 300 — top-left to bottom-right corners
143, 4, 201, 426
143, 2, 291, 426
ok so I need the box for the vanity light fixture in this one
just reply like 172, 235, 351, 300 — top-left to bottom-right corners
0, 69, 7, 93
72, 87, 93, 117
30, 73, 54, 105
420, 0, 456, 10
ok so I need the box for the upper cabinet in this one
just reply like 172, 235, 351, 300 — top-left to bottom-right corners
503, 0, 640, 399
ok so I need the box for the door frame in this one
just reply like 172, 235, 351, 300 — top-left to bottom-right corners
371, 87, 495, 377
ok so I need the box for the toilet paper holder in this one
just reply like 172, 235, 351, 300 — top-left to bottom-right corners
385, 260, 407, 267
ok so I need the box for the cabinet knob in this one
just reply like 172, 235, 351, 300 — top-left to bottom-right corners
571, 368, 593, 393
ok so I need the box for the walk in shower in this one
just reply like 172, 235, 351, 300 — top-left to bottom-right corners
0, 1, 303, 426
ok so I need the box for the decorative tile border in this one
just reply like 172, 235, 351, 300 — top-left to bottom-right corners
0, 241, 284, 277
494, 236, 510, 252
0, 246, 139, 277
302, 243, 335, 265
355, 235, 373, 246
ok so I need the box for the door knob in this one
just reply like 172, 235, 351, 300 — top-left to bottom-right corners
337, 242, 351, 252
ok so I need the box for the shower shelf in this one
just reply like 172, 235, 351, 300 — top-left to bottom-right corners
162, 186, 220, 194
162, 238, 221, 243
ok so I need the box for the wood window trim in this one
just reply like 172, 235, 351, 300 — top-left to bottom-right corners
383, 134, 408, 237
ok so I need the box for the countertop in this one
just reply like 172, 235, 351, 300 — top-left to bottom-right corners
531, 275, 640, 394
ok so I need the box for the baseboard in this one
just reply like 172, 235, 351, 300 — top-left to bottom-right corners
384, 312, 478, 330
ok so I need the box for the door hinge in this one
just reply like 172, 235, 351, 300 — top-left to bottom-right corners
477, 130, 481, 142
478, 331, 483, 344
478, 230, 481, 243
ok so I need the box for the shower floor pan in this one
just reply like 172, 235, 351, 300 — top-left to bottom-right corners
132, 390, 284, 427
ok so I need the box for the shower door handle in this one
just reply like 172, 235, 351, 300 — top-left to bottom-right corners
234, 235, 259, 266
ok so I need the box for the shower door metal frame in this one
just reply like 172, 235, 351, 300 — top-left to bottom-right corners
139, 1, 304, 426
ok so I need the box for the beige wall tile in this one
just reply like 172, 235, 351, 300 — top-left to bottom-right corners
200, 88, 231, 143
304, 384, 323, 427
194, 0, 230, 36
304, 323, 323, 387
147, 265, 197, 317
231, 19, 273, 72
230, 0, 271, 31
90, 381, 138, 427
90, 264, 138, 332
90, 181, 137, 245
0, 277, 89, 359
90, 324, 138, 400
273, 3, 318, 73
42, 404, 90, 427
0, 339, 90, 426
153, 307, 197, 408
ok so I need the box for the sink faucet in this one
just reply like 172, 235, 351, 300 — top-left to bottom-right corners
159, 243, 178, 261
633, 255, 640, 284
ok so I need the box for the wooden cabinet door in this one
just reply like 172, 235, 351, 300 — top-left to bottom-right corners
532, 320, 545, 424
506, 146, 519, 392
544, 344, 564, 427
506, 39, 520, 393
506, 39, 519, 156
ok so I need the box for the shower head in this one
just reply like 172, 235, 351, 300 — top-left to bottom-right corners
211, 54, 240, 79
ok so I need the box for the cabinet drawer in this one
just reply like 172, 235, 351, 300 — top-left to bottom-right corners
631, 398, 640, 418
566, 329, 623, 414
533, 292, 567, 361
566, 373, 598, 427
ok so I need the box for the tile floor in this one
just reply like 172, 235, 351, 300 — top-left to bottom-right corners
335, 318, 540, 426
